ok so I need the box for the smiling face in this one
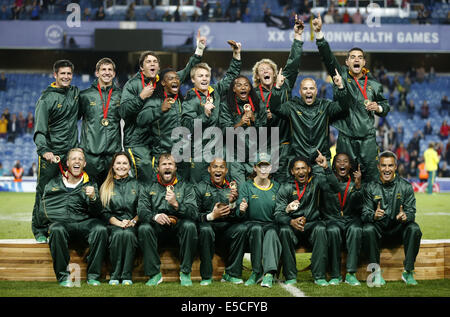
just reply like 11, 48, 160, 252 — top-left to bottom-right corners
191, 67, 211, 93
378, 156, 397, 183
291, 160, 311, 184
95, 63, 115, 87
162, 71, 180, 95
66, 149, 86, 177
140, 54, 160, 79
208, 158, 228, 185
158, 155, 177, 184
345, 49, 366, 77
299, 78, 317, 105
254, 162, 272, 180
333, 153, 351, 180
256, 62, 275, 89
54, 66, 73, 88
233, 77, 251, 101
112, 154, 131, 179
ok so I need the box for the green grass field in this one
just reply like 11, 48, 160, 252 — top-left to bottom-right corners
0, 192, 449, 298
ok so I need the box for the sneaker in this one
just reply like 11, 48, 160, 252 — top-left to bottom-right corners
345, 273, 361, 286
284, 279, 297, 285
200, 279, 212, 286
245, 272, 263, 286
180, 272, 192, 286
87, 279, 101, 286
145, 272, 163, 286
328, 277, 342, 286
109, 279, 119, 286
36, 236, 47, 243
314, 279, 329, 286
59, 280, 74, 287
221, 272, 243, 284
122, 280, 133, 286
402, 271, 418, 285
261, 273, 273, 288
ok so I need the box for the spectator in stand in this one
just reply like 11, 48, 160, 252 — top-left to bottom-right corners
28, 162, 37, 177
234, 8, 242, 22
420, 101, 430, 119
11, 160, 24, 192
440, 95, 449, 115
417, 5, 429, 24
30, 0, 40, 20
83, 7, 91, 21
393, 124, 404, 147
352, 9, 363, 24
173, 5, 181, 22
439, 119, 449, 141
446, 137, 450, 164
424, 120, 433, 135
125, 2, 135, 21
407, 160, 418, 180
436, 142, 444, 157
0, 72, 7, 91
201, 0, 210, 22
0, 114, 7, 139
427, 66, 436, 83
241, 7, 251, 22
341, 9, 350, 23
2, 108, 10, 122
191, 10, 200, 22
323, 8, 335, 24
212, 2, 223, 20
17, 112, 26, 136
26, 112, 34, 134
407, 130, 422, 154
7, 113, 18, 143
0, 5, 11, 20
0, 162, 4, 176
395, 142, 410, 165
416, 66, 426, 83
95, 6, 106, 20
439, 162, 450, 177
407, 99, 415, 118
11, 1, 23, 20
47, 0, 56, 14
226, 0, 239, 21
240, 0, 249, 13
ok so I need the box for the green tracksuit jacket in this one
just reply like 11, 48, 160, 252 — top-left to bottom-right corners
361, 175, 422, 271
101, 177, 140, 223
194, 179, 246, 279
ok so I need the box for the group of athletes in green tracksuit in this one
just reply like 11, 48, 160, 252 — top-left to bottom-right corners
30, 15, 422, 288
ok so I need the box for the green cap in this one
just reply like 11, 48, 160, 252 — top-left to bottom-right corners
256, 152, 271, 165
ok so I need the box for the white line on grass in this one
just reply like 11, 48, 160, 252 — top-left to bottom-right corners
243, 253, 307, 297
0, 213, 31, 222
423, 212, 450, 216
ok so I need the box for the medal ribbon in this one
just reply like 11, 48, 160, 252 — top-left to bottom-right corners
337, 176, 351, 216
58, 161, 83, 180
140, 72, 157, 89
259, 85, 272, 109
97, 83, 113, 120
194, 88, 210, 103
211, 178, 230, 189
163, 91, 179, 103
294, 180, 307, 202
157, 174, 178, 187
353, 75, 368, 100
236, 96, 255, 115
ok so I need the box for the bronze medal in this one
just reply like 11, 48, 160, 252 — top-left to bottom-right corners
101, 118, 109, 126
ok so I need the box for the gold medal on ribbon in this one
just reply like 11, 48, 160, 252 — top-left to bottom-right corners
53, 155, 61, 163
101, 118, 109, 126
206, 96, 213, 104
243, 104, 251, 112
229, 181, 237, 189
167, 185, 174, 192
364, 99, 371, 107
167, 98, 175, 104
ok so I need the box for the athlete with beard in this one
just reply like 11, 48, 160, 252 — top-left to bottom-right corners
194, 157, 247, 286
271, 68, 349, 180
35, 148, 107, 287
312, 13, 390, 183
219, 76, 266, 185
32, 60, 80, 243
137, 153, 198, 287
182, 40, 242, 183
361, 151, 422, 286
252, 16, 304, 182
120, 31, 207, 183
319, 152, 363, 286
275, 151, 340, 286
79, 58, 122, 186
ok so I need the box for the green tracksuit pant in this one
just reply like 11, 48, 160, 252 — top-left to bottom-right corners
84, 152, 114, 187
126, 146, 154, 184
48, 218, 108, 282
107, 225, 138, 281
245, 221, 282, 276
278, 220, 328, 280
137, 219, 198, 277
362, 221, 422, 272
336, 134, 379, 183
325, 218, 363, 278
31, 154, 67, 239
198, 221, 247, 279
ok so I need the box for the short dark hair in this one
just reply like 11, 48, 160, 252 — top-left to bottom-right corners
53, 60, 74, 73
138, 51, 160, 68
346, 47, 365, 59
289, 156, 310, 171
95, 57, 116, 72
378, 151, 398, 165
